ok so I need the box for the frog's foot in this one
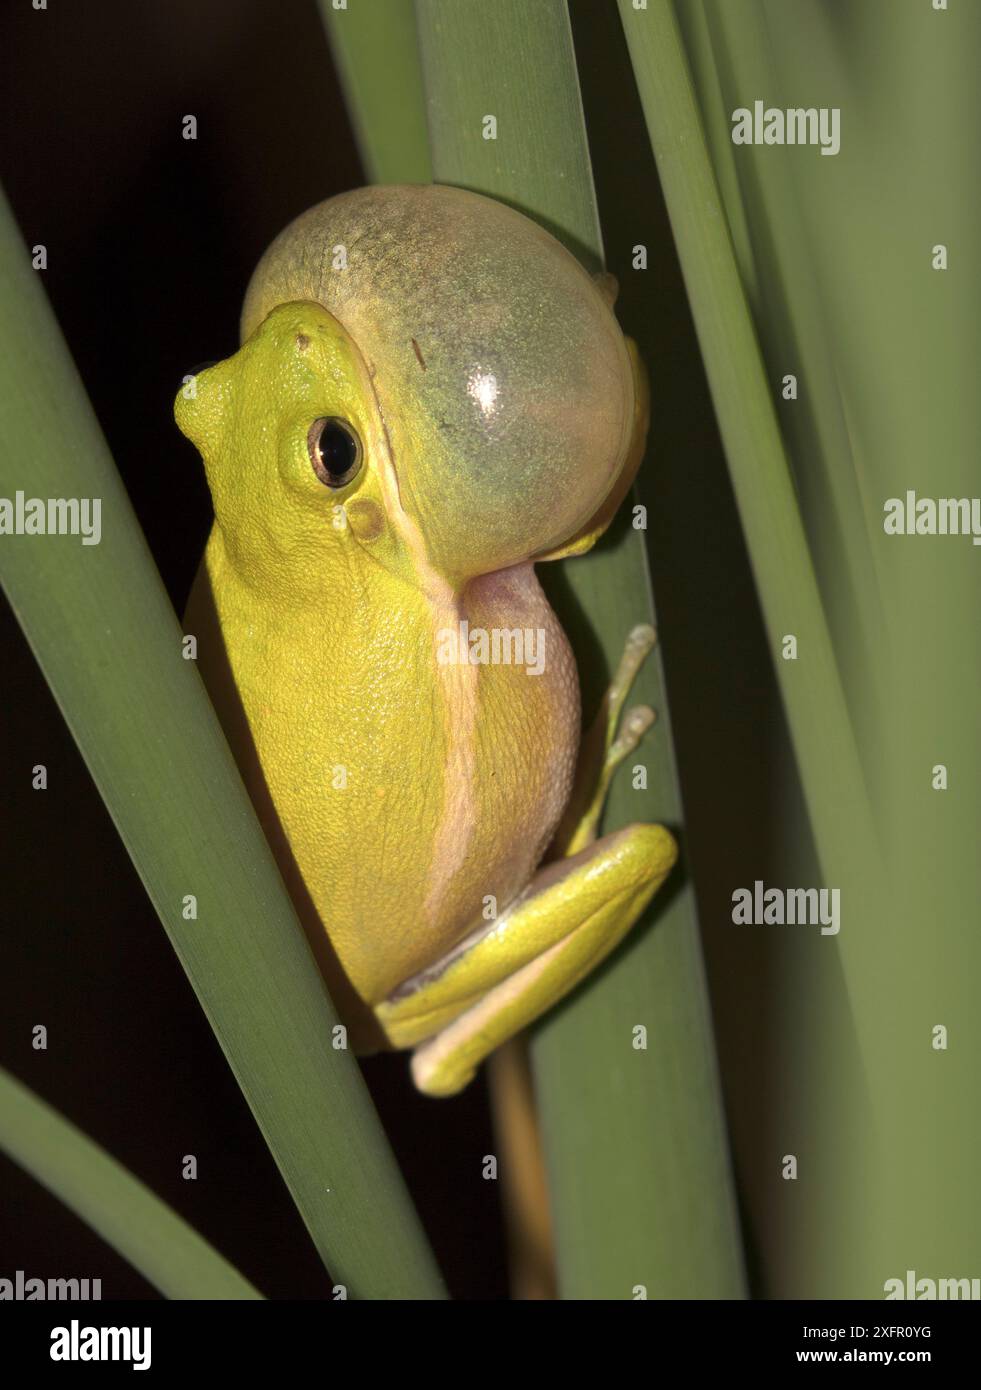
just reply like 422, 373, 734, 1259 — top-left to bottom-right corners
553, 622, 659, 858
376, 821, 677, 1097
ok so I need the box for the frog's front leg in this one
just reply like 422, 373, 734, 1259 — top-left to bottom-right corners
377, 626, 678, 1098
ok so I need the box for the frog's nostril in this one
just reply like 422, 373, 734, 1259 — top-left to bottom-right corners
187, 360, 219, 378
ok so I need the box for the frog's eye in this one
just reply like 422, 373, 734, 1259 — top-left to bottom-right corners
308, 417, 362, 489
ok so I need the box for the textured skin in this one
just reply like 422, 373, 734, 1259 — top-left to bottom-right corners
406, 824, 678, 1096
177, 185, 640, 1051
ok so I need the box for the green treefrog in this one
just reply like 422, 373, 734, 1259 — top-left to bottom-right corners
176, 184, 677, 1097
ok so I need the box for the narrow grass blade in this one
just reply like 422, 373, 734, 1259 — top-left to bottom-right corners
0, 1068, 262, 1300
0, 186, 444, 1300
678, 0, 885, 735
668, 0, 981, 1297
616, 2, 876, 886
319, 0, 432, 185
414, 0, 745, 1298
615, 7, 895, 1136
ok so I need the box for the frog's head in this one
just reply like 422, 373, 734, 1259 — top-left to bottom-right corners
176, 301, 408, 601
176, 184, 644, 599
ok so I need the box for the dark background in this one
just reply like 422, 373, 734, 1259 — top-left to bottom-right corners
0, 0, 796, 1298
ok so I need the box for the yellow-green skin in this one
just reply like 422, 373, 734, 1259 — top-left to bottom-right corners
177, 185, 674, 1092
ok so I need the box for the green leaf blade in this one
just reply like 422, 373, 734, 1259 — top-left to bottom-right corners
0, 1068, 263, 1301
0, 185, 445, 1301
414, 0, 745, 1299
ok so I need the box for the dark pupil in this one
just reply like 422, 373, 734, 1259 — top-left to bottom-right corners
318, 423, 357, 477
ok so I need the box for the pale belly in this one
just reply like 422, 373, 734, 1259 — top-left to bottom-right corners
190, 547, 580, 1013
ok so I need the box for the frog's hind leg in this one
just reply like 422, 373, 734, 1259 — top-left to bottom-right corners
379, 821, 676, 1096
377, 621, 676, 1098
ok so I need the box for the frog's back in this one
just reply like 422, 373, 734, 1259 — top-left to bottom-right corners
192, 537, 579, 1007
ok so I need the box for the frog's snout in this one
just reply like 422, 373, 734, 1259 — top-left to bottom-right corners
174, 356, 225, 452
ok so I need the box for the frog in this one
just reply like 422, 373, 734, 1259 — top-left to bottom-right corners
176, 183, 677, 1097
